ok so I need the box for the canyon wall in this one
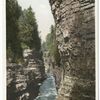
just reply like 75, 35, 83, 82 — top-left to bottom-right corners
49, 0, 95, 100
7, 49, 45, 100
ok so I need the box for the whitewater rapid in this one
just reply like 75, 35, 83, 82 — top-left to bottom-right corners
35, 73, 57, 100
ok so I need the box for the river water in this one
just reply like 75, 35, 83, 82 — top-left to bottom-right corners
35, 73, 57, 100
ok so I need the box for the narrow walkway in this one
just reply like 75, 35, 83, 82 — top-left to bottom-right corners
35, 73, 57, 100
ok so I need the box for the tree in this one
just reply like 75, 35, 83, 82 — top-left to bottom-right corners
6, 0, 23, 62
18, 7, 41, 51
44, 25, 61, 67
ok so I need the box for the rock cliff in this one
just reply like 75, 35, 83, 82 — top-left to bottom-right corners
7, 49, 45, 100
49, 0, 95, 100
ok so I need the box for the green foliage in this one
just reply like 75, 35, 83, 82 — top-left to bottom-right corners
6, 0, 23, 62
6, 1, 41, 63
44, 25, 61, 67
41, 42, 47, 51
46, 25, 55, 54
52, 42, 61, 67
18, 6, 41, 50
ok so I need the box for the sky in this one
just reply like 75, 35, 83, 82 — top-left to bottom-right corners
17, 0, 55, 42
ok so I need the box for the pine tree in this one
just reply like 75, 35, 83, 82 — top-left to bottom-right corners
6, 0, 23, 62
18, 6, 41, 51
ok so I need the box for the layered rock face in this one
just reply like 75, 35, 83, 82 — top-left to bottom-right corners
49, 0, 95, 100
7, 49, 45, 100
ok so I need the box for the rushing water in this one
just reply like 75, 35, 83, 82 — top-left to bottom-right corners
35, 73, 57, 100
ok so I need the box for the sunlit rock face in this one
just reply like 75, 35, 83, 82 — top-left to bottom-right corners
49, 0, 95, 100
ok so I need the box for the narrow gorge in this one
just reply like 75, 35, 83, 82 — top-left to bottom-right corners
6, 0, 95, 100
